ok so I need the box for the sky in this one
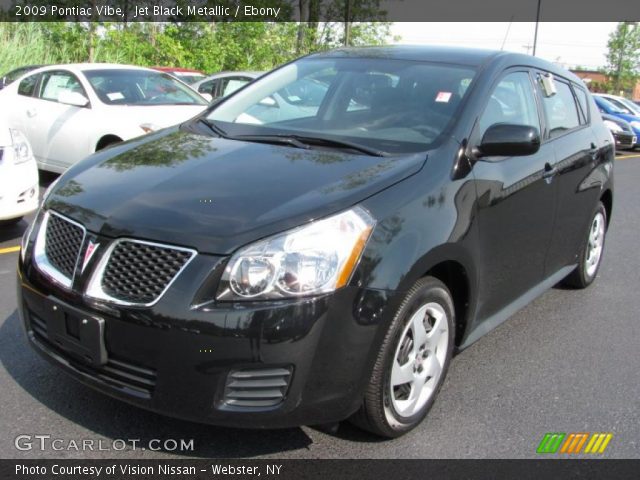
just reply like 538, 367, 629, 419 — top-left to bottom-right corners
390, 23, 617, 71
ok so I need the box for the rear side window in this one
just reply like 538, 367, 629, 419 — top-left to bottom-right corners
574, 86, 590, 124
18, 74, 38, 97
539, 78, 581, 138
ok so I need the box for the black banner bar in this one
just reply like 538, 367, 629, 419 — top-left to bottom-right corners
0, 0, 639, 22
3, 459, 640, 480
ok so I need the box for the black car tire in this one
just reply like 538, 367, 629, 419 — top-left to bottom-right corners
564, 201, 607, 289
0, 217, 23, 227
351, 276, 455, 438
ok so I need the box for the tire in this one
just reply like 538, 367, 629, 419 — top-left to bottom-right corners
0, 217, 23, 227
350, 277, 455, 438
563, 201, 607, 289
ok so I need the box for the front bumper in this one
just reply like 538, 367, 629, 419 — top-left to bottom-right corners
0, 161, 39, 221
17, 251, 392, 428
612, 131, 637, 150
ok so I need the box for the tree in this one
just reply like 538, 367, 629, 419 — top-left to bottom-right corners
605, 22, 640, 95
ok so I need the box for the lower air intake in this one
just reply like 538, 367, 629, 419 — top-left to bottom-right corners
223, 367, 292, 408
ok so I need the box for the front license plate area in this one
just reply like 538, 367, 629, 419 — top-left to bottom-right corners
44, 298, 107, 367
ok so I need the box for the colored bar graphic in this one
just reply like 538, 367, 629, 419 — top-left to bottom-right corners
584, 433, 613, 454
538, 432, 613, 454
537, 433, 566, 453
560, 433, 589, 453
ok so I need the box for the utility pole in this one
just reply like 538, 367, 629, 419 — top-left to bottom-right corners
343, 0, 352, 46
532, 0, 541, 56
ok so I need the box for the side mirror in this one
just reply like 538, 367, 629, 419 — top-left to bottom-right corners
58, 90, 89, 108
478, 123, 540, 157
200, 93, 213, 102
258, 96, 278, 107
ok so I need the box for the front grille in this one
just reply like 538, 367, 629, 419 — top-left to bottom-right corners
223, 367, 292, 408
100, 240, 194, 305
44, 213, 85, 279
29, 312, 157, 398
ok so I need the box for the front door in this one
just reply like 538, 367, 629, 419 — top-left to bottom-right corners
471, 70, 557, 320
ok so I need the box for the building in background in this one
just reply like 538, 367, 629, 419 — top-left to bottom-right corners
572, 69, 640, 101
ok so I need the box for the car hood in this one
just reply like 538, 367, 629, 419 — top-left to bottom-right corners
601, 114, 632, 131
47, 127, 427, 254
104, 104, 208, 128
610, 112, 640, 124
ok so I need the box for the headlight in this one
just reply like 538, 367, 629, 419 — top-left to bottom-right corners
630, 121, 640, 131
603, 120, 623, 133
217, 206, 375, 300
9, 128, 33, 164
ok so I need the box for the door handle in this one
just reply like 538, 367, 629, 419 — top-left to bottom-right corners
543, 162, 557, 181
26, 108, 37, 118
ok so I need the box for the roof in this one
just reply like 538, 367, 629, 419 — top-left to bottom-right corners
31, 63, 155, 73
310, 45, 582, 83
153, 67, 205, 74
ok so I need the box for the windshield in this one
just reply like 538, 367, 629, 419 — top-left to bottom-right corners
597, 96, 625, 114
611, 96, 640, 115
206, 57, 476, 154
85, 69, 208, 106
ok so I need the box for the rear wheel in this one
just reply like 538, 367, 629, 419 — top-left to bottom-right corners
351, 277, 454, 438
564, 201, 607, 288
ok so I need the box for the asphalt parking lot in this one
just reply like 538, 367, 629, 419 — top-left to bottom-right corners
1, 154, 639, 459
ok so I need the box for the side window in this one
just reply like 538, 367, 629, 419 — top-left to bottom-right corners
37, 71, 86, 103
478, 71, 540, 138
573, 86, 590, 125
18, 74, 38, 97
539, 78, 580, 138
198, 79, 216, 94
221, 77, 251, 97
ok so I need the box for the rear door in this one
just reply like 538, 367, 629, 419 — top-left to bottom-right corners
471, 69, 557, 320
537, 75, 606, 274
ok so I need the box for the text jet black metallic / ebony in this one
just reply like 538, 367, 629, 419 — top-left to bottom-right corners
18, 46, 614, 438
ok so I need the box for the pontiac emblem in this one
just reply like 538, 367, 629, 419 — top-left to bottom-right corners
82, 241, 100, 272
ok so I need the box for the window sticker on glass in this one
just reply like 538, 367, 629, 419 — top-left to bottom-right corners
107, 92, 124, 101
435, 91, 452, 103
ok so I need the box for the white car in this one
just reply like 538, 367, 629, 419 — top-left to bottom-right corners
0, 64, 209, 173
0, 120, 38, 224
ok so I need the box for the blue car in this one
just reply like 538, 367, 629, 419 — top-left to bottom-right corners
594, 95, 640, 147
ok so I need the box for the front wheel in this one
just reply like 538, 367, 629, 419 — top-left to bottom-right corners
564, 201, 607, 288
350, 277, 454, 437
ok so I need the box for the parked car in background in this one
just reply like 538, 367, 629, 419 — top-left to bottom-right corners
193, 71, 263, 102
595, 93, 640, 116
0, 119, 38, 225
0, 64, 209, 173
18, 46, 614, 438
0, 65, 43, 90
602, 113, 636, 150
152, 67, 206, 85
593, 95, 640, 148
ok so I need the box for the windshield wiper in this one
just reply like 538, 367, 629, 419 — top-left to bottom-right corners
233, 134, 311, 150
234, 133, 387, 157
287, 135, 388, 157
197, 118, 228, 138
